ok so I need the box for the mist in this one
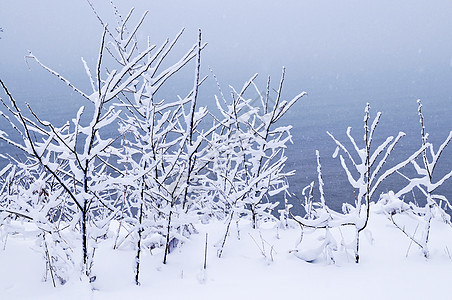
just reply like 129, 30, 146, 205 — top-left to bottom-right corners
1, 0, 452, 210
2, 0, 452, 82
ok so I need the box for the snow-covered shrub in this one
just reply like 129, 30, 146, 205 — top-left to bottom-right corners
0, 162, 76, 286
375, 100, 452, 258
289, 151, 350, 263
291, 103, 427, 263
207, 70, 306, 257
3, 1, 450, 291
0, 1, 199, 281
0, 1, 305, 283
376, 190, 451, 258
84, 6, 206, 284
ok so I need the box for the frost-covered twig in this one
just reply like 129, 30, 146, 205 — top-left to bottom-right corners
379, 100, 452, 258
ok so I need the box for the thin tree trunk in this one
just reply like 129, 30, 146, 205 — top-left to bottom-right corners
82, 206, 88, 276
163, 209, 173, 264
355, 226, 360, 263
218, 212, 234, 258
135, 203, 144, 285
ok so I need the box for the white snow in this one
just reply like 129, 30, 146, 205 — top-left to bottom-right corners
1, 207, 452, 300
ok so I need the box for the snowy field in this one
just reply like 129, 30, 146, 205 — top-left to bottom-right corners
2, 206, 452, 300
1, 2, 452, 300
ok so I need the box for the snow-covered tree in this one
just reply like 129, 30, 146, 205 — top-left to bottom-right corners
376, 100, 452, 257
0, 2, 192, 279
0, 161, 77, 286
208, 69, 306, 257
291, 103, 427, 263
83, 4, 207, 284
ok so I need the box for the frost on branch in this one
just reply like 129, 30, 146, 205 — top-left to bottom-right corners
0, 2, 304, 283
2, 1, 452, 289
208, 68, 306, 257
0, 3, 201, 283
291, 103, 427, 263
375, 100, 452, 258
0, 163, 76, 286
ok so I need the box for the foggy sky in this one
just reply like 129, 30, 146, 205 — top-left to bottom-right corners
2, 0, 452, 85
1, 0, 452, 207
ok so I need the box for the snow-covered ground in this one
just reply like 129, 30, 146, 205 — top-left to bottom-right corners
1, 205, 452, 300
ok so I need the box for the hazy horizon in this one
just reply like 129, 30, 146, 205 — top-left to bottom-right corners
1, 1, 451, 210
2, 1, 452, 81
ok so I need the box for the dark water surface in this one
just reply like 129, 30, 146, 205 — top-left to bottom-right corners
282, 68, 452, 214
1, 67, 451, 215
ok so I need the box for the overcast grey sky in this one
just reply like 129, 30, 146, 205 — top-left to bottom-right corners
2, 0, 452, 85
